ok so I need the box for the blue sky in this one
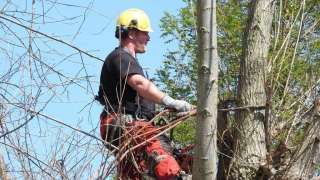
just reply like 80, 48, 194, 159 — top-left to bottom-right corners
0, 0, 188, 118
54, 0, 186, 76
24, 0, 187, 112
0, 1, 186, 178
37, 0, 187, 123
0, 0, 186, 120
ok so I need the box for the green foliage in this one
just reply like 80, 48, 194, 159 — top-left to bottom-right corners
263, 0, 320, 153
172, 117, 196, 146
157, 1, 198, 145
157, 0, 250, 102
270, 0, 320, 110
291, 126, 307, 145
216, 0, 249, 100
157, 1, 198, 103
316, 164, 320, 176
157, 0, 250, 145
157, 0, 320, 163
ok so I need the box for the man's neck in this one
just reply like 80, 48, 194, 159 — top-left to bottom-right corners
120, 42, 136, 57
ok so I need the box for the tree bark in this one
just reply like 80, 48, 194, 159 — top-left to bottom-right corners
281, 97, 320, 179
0, 155, 9, 180
217, 101, 233, 180
0, 101, 9, 180
193, 0, 219, 179
231, 0, 274, 179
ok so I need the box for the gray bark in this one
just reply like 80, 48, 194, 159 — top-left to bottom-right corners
0, 101, 9, 180
281, 97, 320, 180
0, 155, 9, 180
192, 0, 219, 179
217, 101, 233, 180
231, 0, 274, 179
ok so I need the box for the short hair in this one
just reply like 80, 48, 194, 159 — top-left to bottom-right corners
115, 26, 129, 39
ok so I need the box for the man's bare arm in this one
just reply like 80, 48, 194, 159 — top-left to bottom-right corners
127, 74, 193, 112
127, 74, 165, 104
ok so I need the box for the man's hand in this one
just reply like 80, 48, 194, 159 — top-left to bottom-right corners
161, 95, 193, 112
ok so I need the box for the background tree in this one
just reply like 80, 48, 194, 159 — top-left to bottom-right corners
1, 0, 319, 178
157, 0, 198, 145
158, 0, 320, 179
230, 0, 274, 178
156, 0, 248, 145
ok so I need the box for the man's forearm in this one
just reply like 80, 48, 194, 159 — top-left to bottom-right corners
127, 74, 193, 112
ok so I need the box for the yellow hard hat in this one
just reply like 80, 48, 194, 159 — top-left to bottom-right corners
117, 8, 153, 32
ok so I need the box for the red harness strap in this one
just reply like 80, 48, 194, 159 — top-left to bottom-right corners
100, 113, 181, 179
100, 112, 122, 150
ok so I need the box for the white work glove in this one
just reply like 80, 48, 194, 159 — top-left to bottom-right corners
161, 95, 193, 112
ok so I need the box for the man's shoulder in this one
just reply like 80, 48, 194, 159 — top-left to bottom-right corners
106, 47, 134, 61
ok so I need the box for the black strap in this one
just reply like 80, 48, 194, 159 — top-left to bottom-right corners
100, 102, 154, 120
122, 102, 155, 120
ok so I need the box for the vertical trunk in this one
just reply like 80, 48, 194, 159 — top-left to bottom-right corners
0, 155, 9, 180
217, 101, 233, 180
282, 97, 320, 179
231, 0, 274, 179
0, 101, 9, 180
193, 0, 219, 179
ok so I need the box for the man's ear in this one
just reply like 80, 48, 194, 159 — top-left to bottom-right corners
127, 30, 136, 40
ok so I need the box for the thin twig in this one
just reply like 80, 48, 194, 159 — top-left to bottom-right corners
0, 15, 104, 62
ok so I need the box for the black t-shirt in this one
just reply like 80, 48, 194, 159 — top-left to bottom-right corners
98, 47, 155, 119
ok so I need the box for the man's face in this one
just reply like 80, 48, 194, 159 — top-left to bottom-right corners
130, 30, 150, 53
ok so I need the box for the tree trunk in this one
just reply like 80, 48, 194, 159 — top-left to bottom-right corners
0, 155, 9, 180
280, 97, 320, 179
231, 0, 274, 179
217, 101, 233, 180
0, 101, 9, 180
193, 0, 219, 179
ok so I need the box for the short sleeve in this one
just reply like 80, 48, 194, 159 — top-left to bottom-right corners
111, 52, 144, 79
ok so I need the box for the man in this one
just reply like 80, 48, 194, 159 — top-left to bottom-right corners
97, 8, 193, 179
